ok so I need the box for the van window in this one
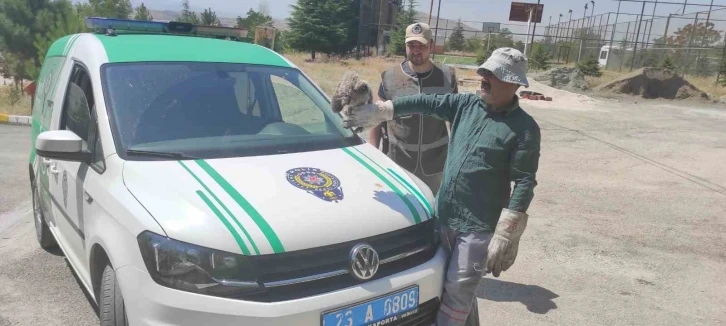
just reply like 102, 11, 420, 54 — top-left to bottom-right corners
60, 65, 105, 170
600, 50, 607, 60
102, 62, 360, 161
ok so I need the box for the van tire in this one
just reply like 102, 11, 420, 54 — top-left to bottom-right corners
100, 265, 128, 326
32, 179, 57, 249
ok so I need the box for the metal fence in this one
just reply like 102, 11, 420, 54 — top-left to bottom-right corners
425, 0, 726, 82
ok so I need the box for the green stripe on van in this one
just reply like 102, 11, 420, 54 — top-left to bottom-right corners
341, 147, 421, 224
179, 161, 260, 255
196, 191, 250, 255
349, 147, 431, 219
195, 160, 285, 253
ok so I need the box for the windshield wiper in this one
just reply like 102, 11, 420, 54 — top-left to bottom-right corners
126, 149, 199, 160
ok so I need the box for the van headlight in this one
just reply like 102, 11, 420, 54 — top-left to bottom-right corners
137, 231, 260, 297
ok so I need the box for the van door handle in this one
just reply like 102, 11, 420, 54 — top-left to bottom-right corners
42, 158, 52, 166
84, 191, 93, 203
49, 165, 59, 175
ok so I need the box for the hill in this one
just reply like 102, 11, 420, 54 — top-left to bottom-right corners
148, 9, 289, 30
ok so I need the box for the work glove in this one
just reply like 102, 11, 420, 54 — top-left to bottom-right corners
341, 100, 394, 131
485, 208, 529, 277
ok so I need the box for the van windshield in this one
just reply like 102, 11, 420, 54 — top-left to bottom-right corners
101, 62, 360, 160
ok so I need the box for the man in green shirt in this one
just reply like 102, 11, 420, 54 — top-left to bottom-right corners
342, 47, 541, 326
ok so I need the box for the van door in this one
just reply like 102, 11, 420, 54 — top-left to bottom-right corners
48, 63, 105, 277
32, 56, 67, 230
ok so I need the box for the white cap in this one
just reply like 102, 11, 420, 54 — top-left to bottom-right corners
477, 47, 529, 88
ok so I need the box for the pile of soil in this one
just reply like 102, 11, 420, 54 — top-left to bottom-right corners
532, 67, 590, 91
594, 67, 709, 100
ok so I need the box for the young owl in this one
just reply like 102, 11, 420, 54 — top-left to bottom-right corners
331, 71, 373, 132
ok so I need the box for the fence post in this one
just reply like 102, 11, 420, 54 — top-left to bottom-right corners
715, 34, 726, 84
630, 1, 647, 71
606, 1, 621, 70
659, 14, 671, 63
694, 0, 715, 76
682, 12, 700, 75
620, 21, 631, 72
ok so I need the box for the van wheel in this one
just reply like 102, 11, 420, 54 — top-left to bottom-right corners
32, 180, 57, 249
100, 265, 129, 326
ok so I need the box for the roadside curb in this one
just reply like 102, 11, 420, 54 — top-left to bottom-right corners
0, 114, 31, 126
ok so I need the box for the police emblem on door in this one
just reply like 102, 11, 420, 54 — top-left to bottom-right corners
285, 167, 344, 202
62, 171, 68, 208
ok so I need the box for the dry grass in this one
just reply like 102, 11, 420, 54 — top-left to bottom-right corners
284, 52, 480, 99
0, 86, 32, 116
687, 76, 726, 98
584, 69, 626, 89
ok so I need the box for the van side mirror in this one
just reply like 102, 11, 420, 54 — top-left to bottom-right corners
36, 130, 92, 163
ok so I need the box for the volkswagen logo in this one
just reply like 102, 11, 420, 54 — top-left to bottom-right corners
350, 244, 379, 281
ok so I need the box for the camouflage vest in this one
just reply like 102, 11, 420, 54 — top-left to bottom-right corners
381, 62, 456, 176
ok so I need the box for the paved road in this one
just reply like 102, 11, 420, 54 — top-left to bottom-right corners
0, 87, 725, 325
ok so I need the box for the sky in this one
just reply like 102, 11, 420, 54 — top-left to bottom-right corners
88, 0, 724, 37
117, 0, 719, 22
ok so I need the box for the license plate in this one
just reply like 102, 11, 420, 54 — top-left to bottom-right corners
321, 286, 419, 326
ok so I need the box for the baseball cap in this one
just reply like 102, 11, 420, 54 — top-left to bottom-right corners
477, 47, 529, 88
405, 23, 432, 44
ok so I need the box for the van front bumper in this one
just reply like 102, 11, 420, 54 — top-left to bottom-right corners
116, 246, 446, 325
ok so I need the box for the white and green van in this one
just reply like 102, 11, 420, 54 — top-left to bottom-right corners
29, 17, 445, 326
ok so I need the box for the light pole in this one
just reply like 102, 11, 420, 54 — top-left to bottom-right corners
590, 1, 596, 32
554, 13, 563, 60
578, 3, 587, 62
566, 9, 573, 63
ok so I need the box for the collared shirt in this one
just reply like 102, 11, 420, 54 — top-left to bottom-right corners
391, 93, 541, 232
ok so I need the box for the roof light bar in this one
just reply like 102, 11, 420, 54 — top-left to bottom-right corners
84, 17, 249, 39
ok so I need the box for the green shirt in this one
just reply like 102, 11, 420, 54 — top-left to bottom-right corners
392, 93, 541, 232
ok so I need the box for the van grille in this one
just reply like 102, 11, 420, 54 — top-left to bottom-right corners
230, 219, 438, 302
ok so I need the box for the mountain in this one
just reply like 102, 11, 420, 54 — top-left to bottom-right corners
147, 9, 289, 31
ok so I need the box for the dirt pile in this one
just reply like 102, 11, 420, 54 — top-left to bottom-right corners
532, 67, 590, 91
594, 67, 709, 100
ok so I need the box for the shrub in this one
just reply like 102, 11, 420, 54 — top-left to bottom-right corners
576, 55, 602, 77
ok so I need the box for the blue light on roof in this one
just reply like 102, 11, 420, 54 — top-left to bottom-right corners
84, 17, 249, 39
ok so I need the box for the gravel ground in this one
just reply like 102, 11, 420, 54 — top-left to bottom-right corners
0, 80, 725, 325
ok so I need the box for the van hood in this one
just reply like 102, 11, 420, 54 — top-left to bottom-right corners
122, 144, 434, 256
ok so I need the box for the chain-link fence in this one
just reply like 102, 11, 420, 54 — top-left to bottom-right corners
423, 0, 726, 82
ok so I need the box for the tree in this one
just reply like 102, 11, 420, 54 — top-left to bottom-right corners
177, 0, 199, 24
529, 43, 551, 71
667, 22, 722, 47
576, 55, 602, 77
134, 3, 153, 21
83, 0, 133, 19
236, 7, 272, 40
465, 37, 483, 53
34, 1, 86, 72
287, 0, 358, 60
448, 19, 465, 52
200, 7, 220, 26
0, 0, 84, 82
660, 56, 677, 71
389, 0, 417, 56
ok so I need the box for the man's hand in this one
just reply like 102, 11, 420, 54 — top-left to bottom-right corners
485, 208, 528, 277
341, 100, 394, 131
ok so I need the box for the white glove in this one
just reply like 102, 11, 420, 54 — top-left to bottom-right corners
341, 100, 394, 130
486, 208, 528, 277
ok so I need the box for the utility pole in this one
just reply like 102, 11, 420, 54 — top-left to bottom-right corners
590, 1, 596, 32
566, 9, 573, 63
428, 0, 435, 25
528, 0, 541, 57
524, 7, 534, 56
694, 0, 714, 75
432, 0, 442, 59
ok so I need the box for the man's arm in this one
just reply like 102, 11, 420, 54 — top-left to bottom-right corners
391, 93, 471, 122
368, 83, 388, 146
506, 122, 541, 213
446, 68, 459, 134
